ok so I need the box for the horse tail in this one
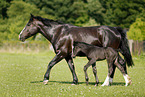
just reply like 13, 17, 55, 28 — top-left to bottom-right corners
115, 27, 134, 67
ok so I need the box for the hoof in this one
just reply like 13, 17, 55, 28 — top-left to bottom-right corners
71, 82, 78, 85
71, 81, 78, 85
101, 83, 110, 86
128, 77, 132, 85
43, 80, 49, 85
101, 76, 110, 86
71, 83, 76, 85
94, 82, 99, 86
125, 79, 132, 86
95, 84, 98, 86
86, 81, 89, 85
101, 84, 110, 86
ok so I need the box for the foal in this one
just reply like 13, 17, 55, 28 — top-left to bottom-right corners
73, 42, 131, 86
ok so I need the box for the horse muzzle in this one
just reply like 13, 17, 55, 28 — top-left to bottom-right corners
19, 35, 25, 42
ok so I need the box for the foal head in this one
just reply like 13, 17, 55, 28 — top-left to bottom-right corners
73, 42, 88, 58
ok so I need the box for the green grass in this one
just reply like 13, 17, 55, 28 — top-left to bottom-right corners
0, 51, 145, 97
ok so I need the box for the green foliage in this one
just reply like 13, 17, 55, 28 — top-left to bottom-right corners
100, 0, 145, 28
25, 0, 89, 26
87, 0, 104, 24
5, 1, 53, 41
1, 0, 145, 42
83, 18, 99, 27
128, 18, 145, 41
0, 0, 11, 18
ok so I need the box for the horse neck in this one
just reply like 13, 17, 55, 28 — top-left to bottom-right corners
39, 24, 63, 43
78, 44, 89, 55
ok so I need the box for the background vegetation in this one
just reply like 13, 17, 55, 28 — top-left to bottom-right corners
0, 0, 145, 42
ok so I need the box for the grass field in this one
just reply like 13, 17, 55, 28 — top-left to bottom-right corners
0, 51, 145, 97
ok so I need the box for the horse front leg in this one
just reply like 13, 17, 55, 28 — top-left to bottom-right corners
92, 63, 99, 86
43, 52, 64, 85
65, 56, 78, 85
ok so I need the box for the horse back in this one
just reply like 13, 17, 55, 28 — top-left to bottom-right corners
68, 26, 102, 46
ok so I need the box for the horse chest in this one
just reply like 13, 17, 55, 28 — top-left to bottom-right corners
53, 35, 72, 53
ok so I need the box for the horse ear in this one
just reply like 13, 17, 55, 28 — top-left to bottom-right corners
30, 13, 36, 21
30, 13, 34, 18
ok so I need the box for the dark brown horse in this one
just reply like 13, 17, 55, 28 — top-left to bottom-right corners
19, 14, 134, 85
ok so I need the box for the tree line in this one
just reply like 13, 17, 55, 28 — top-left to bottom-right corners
0, 0, 145, 42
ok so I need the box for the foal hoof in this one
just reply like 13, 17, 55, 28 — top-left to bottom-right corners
86, 81, 89, 85
43, 80, 49, 85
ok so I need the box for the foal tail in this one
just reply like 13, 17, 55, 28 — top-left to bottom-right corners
115, 27, 134, 67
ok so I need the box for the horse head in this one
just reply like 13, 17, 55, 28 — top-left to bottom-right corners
19, 14, 43, 42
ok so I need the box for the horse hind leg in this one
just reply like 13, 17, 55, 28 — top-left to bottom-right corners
65, 56, 78, 85
114, 57, 132, 86
123, 74, 132, 86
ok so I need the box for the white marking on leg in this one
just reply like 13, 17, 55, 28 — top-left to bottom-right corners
101, 76, 110, 86
43, 80, 49, 85
123, 74, 132, 86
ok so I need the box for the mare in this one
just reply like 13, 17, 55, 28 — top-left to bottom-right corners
19, 14, 134, 85
73, 42, 132, 86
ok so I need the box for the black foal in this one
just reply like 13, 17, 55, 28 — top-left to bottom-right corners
73, 42, 131, 86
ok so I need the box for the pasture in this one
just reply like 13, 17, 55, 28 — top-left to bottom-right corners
0, 51, 144, 97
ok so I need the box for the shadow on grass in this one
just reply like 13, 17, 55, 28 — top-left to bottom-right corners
30, 80, 125, 86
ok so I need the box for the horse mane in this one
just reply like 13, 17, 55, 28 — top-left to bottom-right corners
32, 16, 64, 26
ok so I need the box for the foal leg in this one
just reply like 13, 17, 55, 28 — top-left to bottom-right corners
92, 63, 99, 86
102, 62, 114, 86
114, 58, 132, 86
43, 52, 64, 85
84, 59, 96, 85
109, 64, 116, 84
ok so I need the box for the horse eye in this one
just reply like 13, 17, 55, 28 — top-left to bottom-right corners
27, 24, 31, 26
